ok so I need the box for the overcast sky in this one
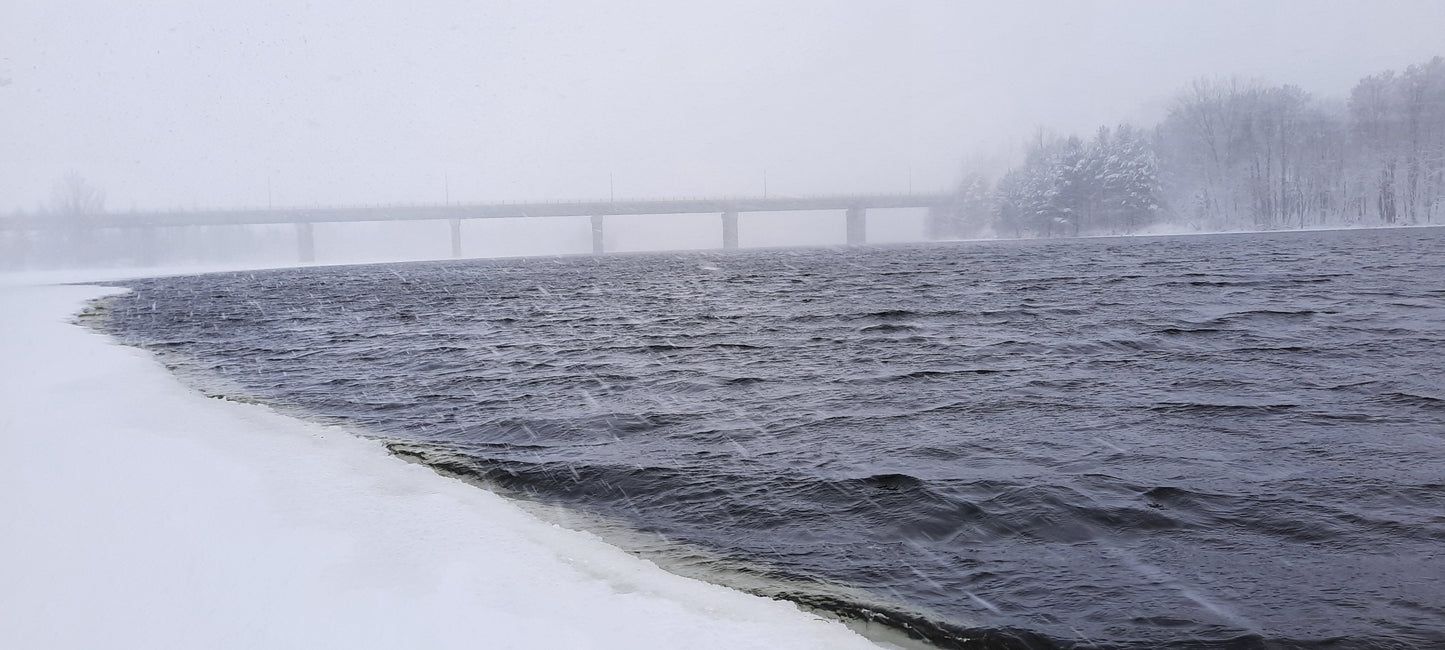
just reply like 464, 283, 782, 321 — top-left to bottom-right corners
3, 0, 1444, 214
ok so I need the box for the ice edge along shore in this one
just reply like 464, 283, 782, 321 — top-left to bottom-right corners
0, 282, 885, 650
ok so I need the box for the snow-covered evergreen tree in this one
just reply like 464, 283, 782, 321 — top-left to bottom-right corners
992, 127, 1161, 237
927, 173, 993, 239
1107, 125, 1162, 232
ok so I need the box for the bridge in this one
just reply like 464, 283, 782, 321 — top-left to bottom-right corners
3, 193, 955, 263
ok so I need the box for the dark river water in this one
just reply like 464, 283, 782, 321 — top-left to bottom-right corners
101, 228, 1445, 649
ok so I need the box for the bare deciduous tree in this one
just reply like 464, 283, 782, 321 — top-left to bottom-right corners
46, 173, 106, 266
48, 173, 106, 218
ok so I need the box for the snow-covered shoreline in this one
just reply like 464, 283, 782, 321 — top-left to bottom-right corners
0, 282, 882, 649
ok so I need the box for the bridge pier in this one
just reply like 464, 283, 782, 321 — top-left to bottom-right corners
591, 215, 605, 254
449, 218, 463, 258
722, 211, 738, 249
846, 207, 867, 245
296, 222, 315, 263
137, 226, 159, 266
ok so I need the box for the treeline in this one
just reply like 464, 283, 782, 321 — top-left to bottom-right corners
0, 173, 300, 270
0, 222, 298, 270
929, 56, 1445, 238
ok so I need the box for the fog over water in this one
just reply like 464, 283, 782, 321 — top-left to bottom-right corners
4, 2, 1445, 256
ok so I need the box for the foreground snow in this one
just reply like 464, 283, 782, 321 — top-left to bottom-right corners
0, 283, 882, 649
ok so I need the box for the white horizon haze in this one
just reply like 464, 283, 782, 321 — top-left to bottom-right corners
3, 1, 1443, 253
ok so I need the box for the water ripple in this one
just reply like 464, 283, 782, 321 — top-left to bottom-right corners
104, 228, 1445, 649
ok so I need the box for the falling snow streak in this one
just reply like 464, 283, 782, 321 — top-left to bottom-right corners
103, 227, 1445, 649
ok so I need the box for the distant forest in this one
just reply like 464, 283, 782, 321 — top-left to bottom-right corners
929, 56, 1445, 239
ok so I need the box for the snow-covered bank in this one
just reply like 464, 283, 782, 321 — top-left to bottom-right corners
0, 283, 882, 649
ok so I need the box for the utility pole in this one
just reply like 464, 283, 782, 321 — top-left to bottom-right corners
610, 173, 615, 202
445, 173, 450, 205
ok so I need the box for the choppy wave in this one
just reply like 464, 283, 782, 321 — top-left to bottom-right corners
103, 228, 1445, 648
